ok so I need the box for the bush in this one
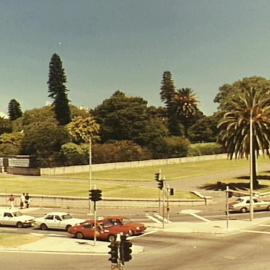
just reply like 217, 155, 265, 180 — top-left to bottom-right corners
92, 140, 152, 164
60, 143, 88, 166
187, 143, 224, 156
153, 136, 190, 159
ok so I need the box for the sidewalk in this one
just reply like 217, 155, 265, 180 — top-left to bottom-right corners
149, 216, 270, 235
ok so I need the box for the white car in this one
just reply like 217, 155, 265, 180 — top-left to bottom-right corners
229, 196, 270, 213
0, 208, 35, 228
34, 212, 85, 231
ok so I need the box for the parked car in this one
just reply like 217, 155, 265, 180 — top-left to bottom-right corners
98, 216, 146, 236
229, 196, 270, 213
68, 221, 119, 242
0, 208, 35, 228
34, 212, 85, 231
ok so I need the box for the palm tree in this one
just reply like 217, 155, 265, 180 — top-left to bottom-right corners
218, 86, 270, 188
174, 88, 199, 137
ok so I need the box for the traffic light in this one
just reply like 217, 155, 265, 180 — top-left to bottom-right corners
120, 235, 132, 263
155, 172, 160, 181
89, 189, 102, 201
169, 188, 174, 196
157, 180, 164, 190
108, 242, 119, 264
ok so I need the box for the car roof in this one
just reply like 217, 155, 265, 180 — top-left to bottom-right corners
0, 208, 20, 212
45, 212, 69, 215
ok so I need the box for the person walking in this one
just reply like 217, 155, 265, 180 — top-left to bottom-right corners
20, 193, 25, 209
25, 193, 30, 208
8, 194, 15, 208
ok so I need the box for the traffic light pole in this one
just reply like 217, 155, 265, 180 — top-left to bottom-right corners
226, 185, 229, 229
94, 201, 97, 246
88, 137, 92, 215
162, 181, 165, 229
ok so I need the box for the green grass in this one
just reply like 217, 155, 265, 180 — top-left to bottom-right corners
0, 233, 43, 247
1, 157, 269, 199
0, 176, 197, 199
56, 157, 270, 181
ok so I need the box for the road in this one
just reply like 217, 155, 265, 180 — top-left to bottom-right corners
1, 225, 270, 270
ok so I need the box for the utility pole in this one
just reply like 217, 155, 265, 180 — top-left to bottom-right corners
88, 137, 92, 215
250, 111, 254, 221
226, 186, 229, 229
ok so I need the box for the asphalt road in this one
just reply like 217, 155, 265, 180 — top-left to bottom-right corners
2, 226, 270, 270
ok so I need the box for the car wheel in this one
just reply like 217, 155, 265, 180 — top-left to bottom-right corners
128, 230, 134, 236
16, 222, 23, 228
240, 207, 248, 213
75, 232, 84, 239
66, 225, 72, 231
267, 206, 270, 211
40, 223, 48, 230
108, 235, 116, 242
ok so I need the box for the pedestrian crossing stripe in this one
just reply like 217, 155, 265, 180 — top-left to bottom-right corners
240, 229, 270, 235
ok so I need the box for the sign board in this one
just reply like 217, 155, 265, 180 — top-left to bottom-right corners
8, 158, 30, 168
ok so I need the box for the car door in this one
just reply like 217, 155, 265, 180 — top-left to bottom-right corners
253, 198, 261, 211
3, 212, 13, 226
43, 215, 55, 229
54, 215, 63, 229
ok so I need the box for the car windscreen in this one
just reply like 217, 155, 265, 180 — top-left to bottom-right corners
13, 211, 22, 217
61, 214, 72, 220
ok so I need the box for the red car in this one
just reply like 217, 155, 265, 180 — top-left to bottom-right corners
68, 216, 146, 241
68, 221, 119, 242
98, 216, 146, 236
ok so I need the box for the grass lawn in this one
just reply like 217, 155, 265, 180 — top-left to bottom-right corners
0, 176, 197, 199
0, 233, 43, 248
0, 157, 269, 198
59, 157, 270, 181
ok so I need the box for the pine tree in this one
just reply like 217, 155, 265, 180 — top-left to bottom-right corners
160, 71, 180, 135
47, 53, 71, 125
8, 99, 22, 121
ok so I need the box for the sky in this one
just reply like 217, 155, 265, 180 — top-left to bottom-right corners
1, 0, 270, 116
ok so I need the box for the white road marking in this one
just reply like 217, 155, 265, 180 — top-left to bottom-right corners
145, 214, 162, 224
189, 213, 210, 222
153, 213, 172, 223
240, 230, 270, 235
128, 229, 158, 240
180, 209, 210, 222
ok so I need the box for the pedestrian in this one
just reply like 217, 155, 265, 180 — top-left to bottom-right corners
20, 193, 25, 209
8, 194, 15, 208
25, 193, 30, 208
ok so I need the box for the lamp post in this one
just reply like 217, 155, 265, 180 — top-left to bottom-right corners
249, 111, 254, 221
88, 137, 92, 214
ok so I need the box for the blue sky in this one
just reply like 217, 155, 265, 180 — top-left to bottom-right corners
1, 0, 270, 116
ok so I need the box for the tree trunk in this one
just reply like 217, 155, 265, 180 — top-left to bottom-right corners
252, 150, 259, 189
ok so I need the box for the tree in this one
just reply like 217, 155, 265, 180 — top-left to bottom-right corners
48, 53, 71, 125
8, 99, 22, 121
67, 115, 100, 144
218, 77, 270, 188
189, 115, 219, 143
21, 123, 70, 167
93, 91, 150, 143
174, 88, 201, 138
160, 71, 181, 135
0, 117, 12, 135
214, 76, 270, 112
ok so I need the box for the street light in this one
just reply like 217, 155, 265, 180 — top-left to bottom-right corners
249, 110, 254, 221
88, 137, 92, 214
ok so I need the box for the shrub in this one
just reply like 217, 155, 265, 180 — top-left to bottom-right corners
92, 140, 152, 164
155, 136, 190, 158
60, 143, 88, 166
187, 143, 224, 156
